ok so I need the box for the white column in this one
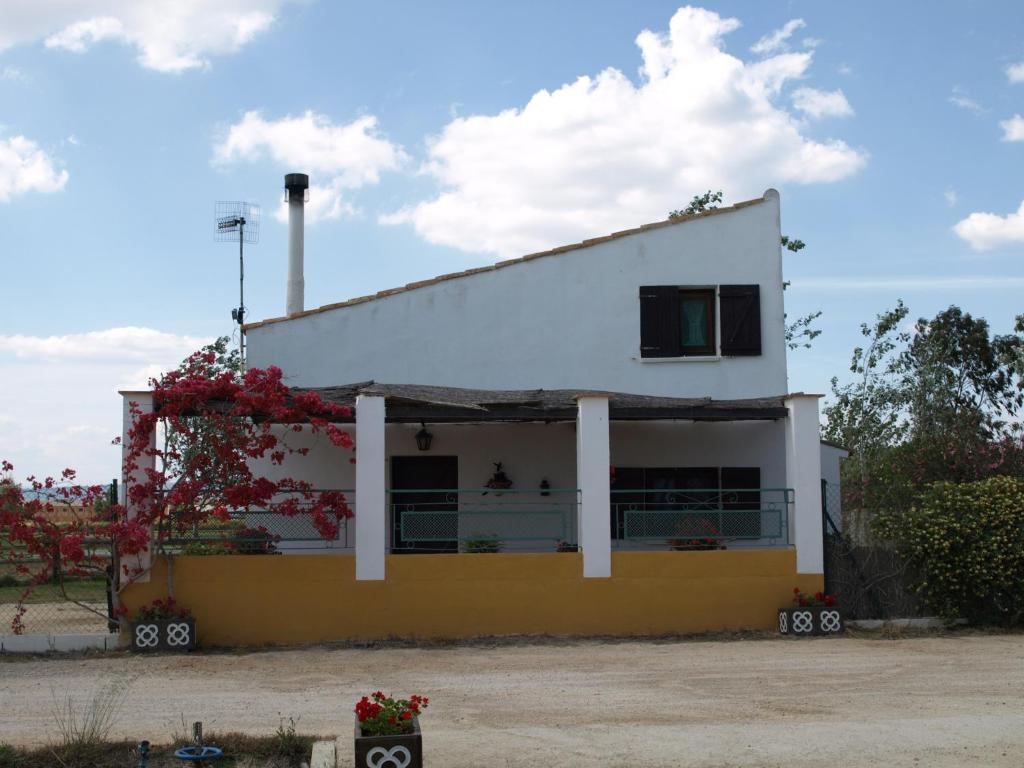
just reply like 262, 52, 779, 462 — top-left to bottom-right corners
576, 396, 611, 578
120, 391, 154, 581
784, 394, 824, 574
355, 395, 386, 581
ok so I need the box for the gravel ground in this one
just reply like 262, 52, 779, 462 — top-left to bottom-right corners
1, 633, 1022, 767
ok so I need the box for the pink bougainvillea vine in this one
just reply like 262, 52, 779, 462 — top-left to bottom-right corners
1, 341, 356, 631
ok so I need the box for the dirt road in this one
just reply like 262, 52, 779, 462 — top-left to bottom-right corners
1, 634, 1022, 767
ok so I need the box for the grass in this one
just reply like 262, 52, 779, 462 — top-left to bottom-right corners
0, 733, 321, 767
0, 681, 318, 768
0, 579, 107, 605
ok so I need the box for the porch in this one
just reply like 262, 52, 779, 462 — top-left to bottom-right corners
130, 383, 823, 579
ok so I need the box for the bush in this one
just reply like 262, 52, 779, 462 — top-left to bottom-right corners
875, 476, 1024, 625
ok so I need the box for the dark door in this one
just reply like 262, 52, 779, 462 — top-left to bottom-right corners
390, 456, 459, 554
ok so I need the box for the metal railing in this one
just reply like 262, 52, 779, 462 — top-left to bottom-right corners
389, 488, 579, 553
162, 489, 355, 553
611, 488, 791, 548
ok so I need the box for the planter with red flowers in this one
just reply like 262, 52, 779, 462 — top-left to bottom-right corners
779, 588, 843, 636
129, 597, 196, 652
354, 692, 429, 768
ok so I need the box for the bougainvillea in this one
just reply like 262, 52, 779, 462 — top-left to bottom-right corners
355, 692, 429, 736
0, 463, 109, 633
0, 339, 356, 632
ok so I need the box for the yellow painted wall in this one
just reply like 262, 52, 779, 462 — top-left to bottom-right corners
122, 551, 823, 647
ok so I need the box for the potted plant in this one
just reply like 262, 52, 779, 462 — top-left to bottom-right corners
778, 588, 843, 635
483, 462, 513, 495
129, 597, 197, 652
463, 535, 502, 553
354, 692, 429, 768
667, 519, 725, 551
667, 536, 725, 551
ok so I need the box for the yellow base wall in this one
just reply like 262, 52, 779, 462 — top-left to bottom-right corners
121, 551, 823, 647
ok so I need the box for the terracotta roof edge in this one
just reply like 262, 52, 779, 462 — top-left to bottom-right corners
243, 194, 770, 331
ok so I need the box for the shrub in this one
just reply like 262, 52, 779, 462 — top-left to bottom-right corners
463, 536, 502, 553
874, 476, 1024, 625
49, 677, 133, 764
355, 692, 429, 737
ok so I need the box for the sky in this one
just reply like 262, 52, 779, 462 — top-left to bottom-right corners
0, 1, 1022, 483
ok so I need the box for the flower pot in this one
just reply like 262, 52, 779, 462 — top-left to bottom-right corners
130, 618, 197, 652
354, 716, 422, 768
778, 606, 843, 636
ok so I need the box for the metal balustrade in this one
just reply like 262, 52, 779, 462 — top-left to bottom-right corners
163, 489, 355, 553
611, 488, 792, 548
389, 488, 579, 553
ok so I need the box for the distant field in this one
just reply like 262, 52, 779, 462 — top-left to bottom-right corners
0, 579, 107, 605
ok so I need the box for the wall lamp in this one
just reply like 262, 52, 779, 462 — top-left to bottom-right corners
415, 422, 434, 451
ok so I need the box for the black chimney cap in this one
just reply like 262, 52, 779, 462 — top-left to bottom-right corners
284, 173, 309, 195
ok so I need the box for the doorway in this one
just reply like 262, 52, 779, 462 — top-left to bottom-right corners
390, 456, 459, 553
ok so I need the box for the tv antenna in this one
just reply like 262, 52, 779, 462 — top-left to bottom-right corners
215, 201, 260, 360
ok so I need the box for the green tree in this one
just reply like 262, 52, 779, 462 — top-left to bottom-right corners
826, 302, 1024, 518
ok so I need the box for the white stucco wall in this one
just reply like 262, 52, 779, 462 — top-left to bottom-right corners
245, 194, 786, 399
820, 442, 848, 532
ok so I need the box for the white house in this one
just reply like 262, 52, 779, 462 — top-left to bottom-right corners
121, 176, 839, 643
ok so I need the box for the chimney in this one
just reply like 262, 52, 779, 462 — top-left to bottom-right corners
284, 172, 309, 316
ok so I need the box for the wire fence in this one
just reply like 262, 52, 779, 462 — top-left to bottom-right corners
821, 480, 925, 620
0, 551, 114, 635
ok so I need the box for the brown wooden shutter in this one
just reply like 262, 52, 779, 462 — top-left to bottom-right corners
639, 286, 680, 358
719, 284, 761, 356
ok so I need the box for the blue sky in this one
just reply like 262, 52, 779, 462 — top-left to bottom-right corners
1, 1, 1022, 482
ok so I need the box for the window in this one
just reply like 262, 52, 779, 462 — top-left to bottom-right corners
639, 284, 761, 358
610, 466, 762, 541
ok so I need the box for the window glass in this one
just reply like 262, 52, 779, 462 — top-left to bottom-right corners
681, 298, 708, 348
678, 289, 715, 355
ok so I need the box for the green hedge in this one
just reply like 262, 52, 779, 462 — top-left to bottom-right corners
876, 476, 1024, 625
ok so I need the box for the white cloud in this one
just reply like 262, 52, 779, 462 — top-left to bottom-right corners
45, 16, 125, 53
944, 187, 958, 207
802, 37, 823, 49
1007, 62, 1024, 84
0, 327, 212, 483
0, 0, 283, 73
0, 326, 206, 362
949, 86, 984, 114
750, 19, 806, 55
384, 7, 866, 258
215, 110, 407, 224
0, 135, 68, 202
791, 87, 853, 118
954, 200, 1024, 251
1000, 114, 1024, 142
1, 65, 25, 81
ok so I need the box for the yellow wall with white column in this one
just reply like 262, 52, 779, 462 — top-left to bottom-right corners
121, 550, 822, 647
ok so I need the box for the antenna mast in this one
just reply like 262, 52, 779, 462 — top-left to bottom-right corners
215, 201, 260, 361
